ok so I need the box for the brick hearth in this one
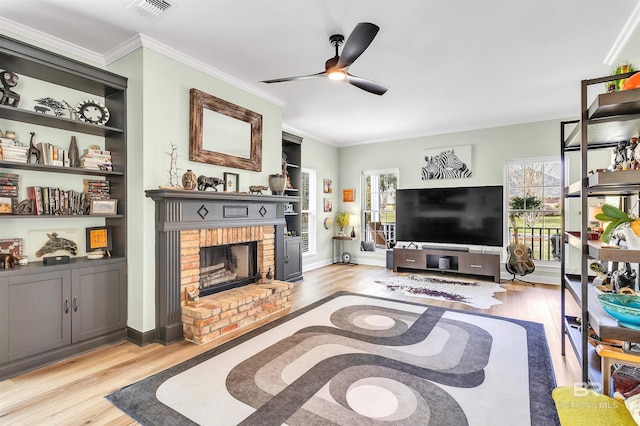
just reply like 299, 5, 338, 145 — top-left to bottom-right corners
182, 280, 293, 344
179, 225, 288, 344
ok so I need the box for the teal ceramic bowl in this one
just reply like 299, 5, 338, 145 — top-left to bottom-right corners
598, 294, 640, 329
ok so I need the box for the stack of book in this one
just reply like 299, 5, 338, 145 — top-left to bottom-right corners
81, 148, 112, 171
0, 172, 19, 214
84, 179, 111, 201
37, 142, 69, 167
27, 186, 86, 215
0, 138, 28, 163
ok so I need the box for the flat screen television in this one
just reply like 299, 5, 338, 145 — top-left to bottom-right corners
396, 185, 504, 247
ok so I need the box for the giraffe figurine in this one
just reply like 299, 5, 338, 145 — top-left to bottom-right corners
27, 132, 41, 164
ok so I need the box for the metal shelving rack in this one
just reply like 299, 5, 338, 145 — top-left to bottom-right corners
560, 71, 640, 387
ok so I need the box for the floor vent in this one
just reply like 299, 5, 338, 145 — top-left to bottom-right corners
128, 0, 175, 20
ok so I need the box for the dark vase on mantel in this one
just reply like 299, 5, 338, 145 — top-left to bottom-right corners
68, 136, 80, 168
269, 174, 286, 195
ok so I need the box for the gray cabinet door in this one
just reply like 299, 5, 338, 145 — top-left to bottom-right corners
3, 271, 71, 362
284, 237, 302, 281
71, 263, 127, 342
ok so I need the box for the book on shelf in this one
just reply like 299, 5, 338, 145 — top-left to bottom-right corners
0, 142, 28, 163
81, 148, 113, 171
83, 179, 111, 201
27, 185, 86, 215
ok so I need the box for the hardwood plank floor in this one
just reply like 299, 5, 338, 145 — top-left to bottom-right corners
0, 265, 581, 425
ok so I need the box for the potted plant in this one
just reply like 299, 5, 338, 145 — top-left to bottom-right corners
336, 212, 350, 236
595, 204, 640, 247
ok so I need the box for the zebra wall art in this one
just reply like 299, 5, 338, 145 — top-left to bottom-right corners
421, 145, 473, 180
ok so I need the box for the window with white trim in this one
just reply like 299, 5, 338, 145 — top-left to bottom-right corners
506, 158, 561, 262
301, 167, 316, 254
362, 169, 398, 249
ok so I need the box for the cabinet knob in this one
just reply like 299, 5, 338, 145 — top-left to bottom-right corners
64, 298, 69, 314
73, 297, 78, 312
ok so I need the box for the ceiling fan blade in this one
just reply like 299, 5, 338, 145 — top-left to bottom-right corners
261, 72, 325, 83
346, 74, 388, 96
336, 22, 379, 69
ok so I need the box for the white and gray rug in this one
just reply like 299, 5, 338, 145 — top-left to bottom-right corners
107, 292, 558, 425
376, 274, 506, 309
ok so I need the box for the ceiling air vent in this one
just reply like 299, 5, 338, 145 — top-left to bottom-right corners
128, 0, 176, 20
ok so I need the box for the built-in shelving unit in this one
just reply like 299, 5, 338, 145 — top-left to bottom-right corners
0, 34, 128, 379
276, 131, 303, 282
560, 72, 640, 389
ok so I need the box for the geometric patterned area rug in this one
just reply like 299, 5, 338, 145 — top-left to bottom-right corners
376, 274, 507, 309
107, 292, 559, 426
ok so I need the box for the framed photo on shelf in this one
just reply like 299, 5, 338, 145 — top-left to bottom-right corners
85, 226, 112, 253
224, 172, 239, 193
0, 196, 13, 214
89, 199, 118, 215
343, 188, 355, 202
0, 238, 23, 256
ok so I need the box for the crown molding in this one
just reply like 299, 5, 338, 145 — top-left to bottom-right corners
105, 33, 286, 107
0, 17, 284, 107
0, 17, 105, 65
604, 0, 640, 66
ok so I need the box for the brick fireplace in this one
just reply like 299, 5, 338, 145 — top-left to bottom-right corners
145, 189, 297, 345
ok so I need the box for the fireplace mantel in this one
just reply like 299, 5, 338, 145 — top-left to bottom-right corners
145, 188, 299, 345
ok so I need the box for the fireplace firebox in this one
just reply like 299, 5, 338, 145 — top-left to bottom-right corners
199, 242, 257, 296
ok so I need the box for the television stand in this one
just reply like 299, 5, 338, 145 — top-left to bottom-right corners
393, 247, 500, 283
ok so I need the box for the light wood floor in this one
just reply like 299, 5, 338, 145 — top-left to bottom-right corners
0, 265, 581, 425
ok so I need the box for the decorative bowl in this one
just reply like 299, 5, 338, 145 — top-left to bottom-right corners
598, 294, 640, 329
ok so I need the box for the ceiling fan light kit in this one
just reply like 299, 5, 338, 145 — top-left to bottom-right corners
261, 22, 388, 95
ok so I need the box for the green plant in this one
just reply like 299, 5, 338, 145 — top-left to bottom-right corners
336, 212, 350, 231
595, 204, 634, 243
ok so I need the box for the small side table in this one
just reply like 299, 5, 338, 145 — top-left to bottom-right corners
333, 236, 357, 265
596, 343, 640, 396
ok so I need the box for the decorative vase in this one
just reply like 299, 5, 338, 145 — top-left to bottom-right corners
182, 169, 197, 190
623, 226, 640, 250
269, 174, 286, 195
68, 136, 80, 168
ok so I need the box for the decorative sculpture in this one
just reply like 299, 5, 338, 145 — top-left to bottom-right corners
34, 97, 65, 116
0, 70, 19, 107
249, 185, 268, 194
27, 132, 41, 164
35, 232, 78, 257
197, 175, 223, 191
0, 253, 17, 269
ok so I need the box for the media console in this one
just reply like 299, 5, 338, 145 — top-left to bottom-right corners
393, 248, 500, 283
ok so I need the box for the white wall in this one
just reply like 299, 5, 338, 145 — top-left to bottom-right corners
336, 119, 569, 284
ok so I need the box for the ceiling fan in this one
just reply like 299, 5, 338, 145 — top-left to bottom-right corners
261, 22, 388, 96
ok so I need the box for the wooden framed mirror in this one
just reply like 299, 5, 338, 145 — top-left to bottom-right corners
189, 88, 262, 171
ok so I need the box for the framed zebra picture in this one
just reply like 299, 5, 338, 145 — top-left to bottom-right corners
421, 145, 472, 180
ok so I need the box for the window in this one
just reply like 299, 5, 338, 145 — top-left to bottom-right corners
362, 169, 398, 249
301, 167, 316, 255
506, 158, 561, 262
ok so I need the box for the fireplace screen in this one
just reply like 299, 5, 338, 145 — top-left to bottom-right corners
199, 242, 257, 295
